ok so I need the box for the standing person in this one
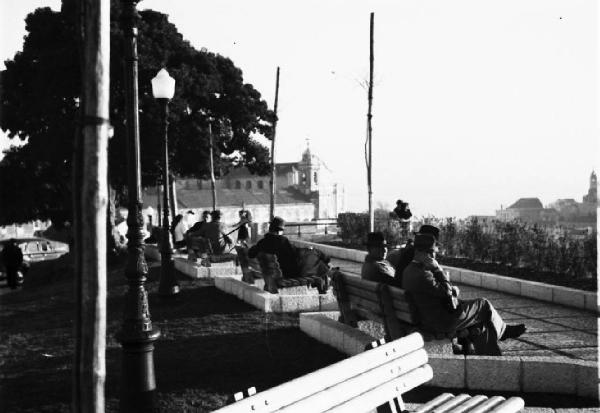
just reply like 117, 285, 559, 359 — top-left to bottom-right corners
248, 217, 299, 278
198, 210, 232, 254
393, 199, 412, 220
360, 232, 400, 287
172, 214, 188, 249
403, 233, 526, 356
2, 239, 24, 289
235, 209, 253, 246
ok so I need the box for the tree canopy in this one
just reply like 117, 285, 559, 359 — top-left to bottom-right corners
0, 0, 274, 225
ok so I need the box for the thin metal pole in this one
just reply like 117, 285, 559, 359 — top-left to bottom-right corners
118, 1, 161, 411
367, 13, 375, 232
269, 67, 280, 221
158, 98, 179, 296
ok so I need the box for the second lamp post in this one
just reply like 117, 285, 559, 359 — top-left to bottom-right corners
151, 68, 180, 296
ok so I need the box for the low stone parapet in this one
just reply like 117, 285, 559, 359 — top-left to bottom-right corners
292, 240, 599, 314
299, 312, 599, 400
174, 257, 241, 279
214, 276, 338, 313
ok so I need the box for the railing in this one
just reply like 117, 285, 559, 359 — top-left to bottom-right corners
285, 219, 339, 238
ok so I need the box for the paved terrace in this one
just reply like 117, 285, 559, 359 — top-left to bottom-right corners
329, 258, 598, 361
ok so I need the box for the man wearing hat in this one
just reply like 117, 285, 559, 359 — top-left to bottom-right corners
387, 224, 441, 287
249, 217, 299, 278
403, 233, 526, 356
361, 232, 400, 287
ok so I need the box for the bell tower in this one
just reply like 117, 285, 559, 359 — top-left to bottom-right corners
298, 138, 319, 194
583, 171, 597, 203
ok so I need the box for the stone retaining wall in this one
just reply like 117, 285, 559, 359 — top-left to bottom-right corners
174, 257, 242, 279
300, 312, 599, 400
292, 240, 599, 314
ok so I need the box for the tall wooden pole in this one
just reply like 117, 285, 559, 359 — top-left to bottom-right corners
209, 121, 217, 211
73, 0, 109, 411
367, 13, 375, 232
119, 0, 160, 411
269, 67, 280, 221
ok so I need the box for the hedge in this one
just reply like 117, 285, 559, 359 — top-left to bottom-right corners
337, 212, 596, 279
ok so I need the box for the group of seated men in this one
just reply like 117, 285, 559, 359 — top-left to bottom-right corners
247, 216, 331, 280
362, 225, 526, 356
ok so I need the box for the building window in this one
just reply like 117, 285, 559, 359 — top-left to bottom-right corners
301, 173, 307, 185
257, 180, 264, 189
313, 172, 318, 184
235, 180, 241, 189
246, 180, 252, 189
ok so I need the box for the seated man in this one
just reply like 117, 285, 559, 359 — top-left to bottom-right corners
403, 233, 526, 356
387, 224, 440, 287
248, 216, 299, 279
198, 210, 232, 255
186, 210, 211, 236
360, 232, 401, 287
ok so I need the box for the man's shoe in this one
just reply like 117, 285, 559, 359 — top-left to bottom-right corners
500, 324, 526, 341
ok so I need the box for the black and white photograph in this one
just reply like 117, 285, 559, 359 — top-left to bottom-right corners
0, 0, 597, 411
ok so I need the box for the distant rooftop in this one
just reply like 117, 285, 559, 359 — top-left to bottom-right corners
508, 198, 544, 209
142, 186, 312, 209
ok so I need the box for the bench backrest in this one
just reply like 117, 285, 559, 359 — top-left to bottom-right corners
212, 333, 432, 413
332, 270, 419, 340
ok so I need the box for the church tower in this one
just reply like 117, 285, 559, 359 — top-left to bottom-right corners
298, 139, 320, 195
583, 171, 597, 204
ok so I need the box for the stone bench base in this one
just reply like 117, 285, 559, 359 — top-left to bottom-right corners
299, 312, 598, 400
215, 277, 338, 313
174, 257, 241, 279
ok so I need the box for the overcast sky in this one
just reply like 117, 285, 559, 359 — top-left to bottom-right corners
1, 0, 598, 217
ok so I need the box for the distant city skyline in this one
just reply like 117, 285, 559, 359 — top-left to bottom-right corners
1, 0, 597, 218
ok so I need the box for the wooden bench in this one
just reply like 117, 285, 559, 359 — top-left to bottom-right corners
212, 333, 525, 413
234, 246, 261, 284
332, 270, 480, 347
255, 252, 328, 294
186, 235, 236, 265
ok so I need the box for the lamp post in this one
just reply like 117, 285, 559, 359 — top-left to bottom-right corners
152, 68, 180, 296
118, 1, 160, 411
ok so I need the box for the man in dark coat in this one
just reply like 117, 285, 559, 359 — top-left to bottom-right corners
249, 217, 299, 278
387, 224, 440, 287
2, 239, 24, 289
197, 210, 232, 254
360, 232, 401, 287
403, 233, 526, 356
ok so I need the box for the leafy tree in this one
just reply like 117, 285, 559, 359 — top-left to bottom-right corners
0, 0, 274, 225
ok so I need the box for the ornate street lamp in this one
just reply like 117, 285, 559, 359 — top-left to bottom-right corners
118, 1, 160, 411
151, 68, 180, 296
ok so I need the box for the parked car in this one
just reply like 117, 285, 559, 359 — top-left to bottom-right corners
0, 237, 70, 279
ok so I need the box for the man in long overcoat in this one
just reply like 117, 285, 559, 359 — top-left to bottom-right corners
403, 233, 526, 355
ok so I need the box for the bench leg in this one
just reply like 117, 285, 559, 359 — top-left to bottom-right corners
376, 396, 406, 413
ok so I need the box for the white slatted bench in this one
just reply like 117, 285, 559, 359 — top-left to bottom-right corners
212, 333, 524, 413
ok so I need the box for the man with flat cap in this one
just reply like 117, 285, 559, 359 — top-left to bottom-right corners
387, 224, 440, 287
361, 232, 401, 287
249, 216, 299, 278
403, 233, 526, 356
